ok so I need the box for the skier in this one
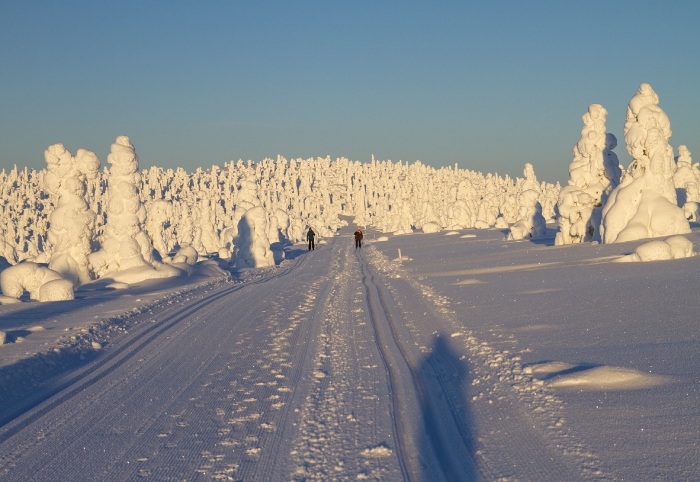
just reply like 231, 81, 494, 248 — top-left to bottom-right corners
306, 227, 316, 251
354, 228, 363, 249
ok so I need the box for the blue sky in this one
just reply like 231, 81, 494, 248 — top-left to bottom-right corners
1, 1, 699, 184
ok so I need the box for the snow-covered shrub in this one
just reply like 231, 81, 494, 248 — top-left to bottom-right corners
39, 279, 75, 301
0, 262, 69, 301
172, 245, 199, 265
601, 84, 690, 243
507, 190, 546, 240
421, 222, 441, 233
617, 235, 695, 262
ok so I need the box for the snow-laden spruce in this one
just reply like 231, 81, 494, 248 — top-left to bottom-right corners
0, 150, 560, 270
600, 83, 690, 243
555, 104, 621, 244
88, 136, 181, 284
673, 145, 700, 221
233, 206, 276, 268
42, 144, 101, 286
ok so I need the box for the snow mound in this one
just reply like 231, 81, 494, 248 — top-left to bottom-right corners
0, 262, 66, 301
548, 366, 672, 390
360, 443, 393, 458
421, 222, 441, 233
38, 279, 75, 301
616, 235, 695, 262
523, 361, 576, 376
105, 264, 185, 284
444, 231, 459, 236
0, 295, 22, 305
191, 260, 230, 278
375, 236, 389, 242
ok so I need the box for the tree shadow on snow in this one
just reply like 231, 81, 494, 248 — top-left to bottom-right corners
417, 335, 479, 481
527, 235, 557, 247
284, 245, 309, 260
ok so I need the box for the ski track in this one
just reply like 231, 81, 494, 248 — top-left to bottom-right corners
0, 232, 613, 481
289, 242, 403, 481
0, 254, 320, 481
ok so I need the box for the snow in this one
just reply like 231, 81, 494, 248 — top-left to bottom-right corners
0, 222, 698, 480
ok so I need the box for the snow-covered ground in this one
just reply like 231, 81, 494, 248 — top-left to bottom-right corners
1, 222, 699, 481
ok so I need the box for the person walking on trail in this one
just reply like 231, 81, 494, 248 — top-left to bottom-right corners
354, 228, 363, 249
306, 227, 316, 251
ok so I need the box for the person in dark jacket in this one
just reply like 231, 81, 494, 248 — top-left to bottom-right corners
354, 228, 363, 249
307, 228, 316, 250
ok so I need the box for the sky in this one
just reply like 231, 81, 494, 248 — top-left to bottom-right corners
1, 1, 700, 184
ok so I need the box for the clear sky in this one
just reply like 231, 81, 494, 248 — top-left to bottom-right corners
1, 1, 700, 184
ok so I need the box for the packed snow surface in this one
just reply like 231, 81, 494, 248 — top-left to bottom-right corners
1, 223, 699, 481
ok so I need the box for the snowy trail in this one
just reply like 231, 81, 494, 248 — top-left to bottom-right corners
358, 249, 480, 481
0, 230, 610, 481
0, 252, 324, 480
360, 246, 605, 481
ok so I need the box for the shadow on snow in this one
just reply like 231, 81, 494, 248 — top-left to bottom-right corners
417, 334, 479, 481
